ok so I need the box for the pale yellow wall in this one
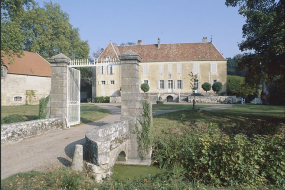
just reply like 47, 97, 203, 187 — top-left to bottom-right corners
95, 60, 227, 96
96, 64, 121, 97
1, 74, 51, 106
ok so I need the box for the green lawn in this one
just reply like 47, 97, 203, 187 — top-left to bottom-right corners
117, 103, 209, 110
1, 103, 111, 124
153, 104, 285, 138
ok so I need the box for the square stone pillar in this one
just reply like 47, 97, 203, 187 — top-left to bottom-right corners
119, 50, 143, 160
49, 53, 70, 122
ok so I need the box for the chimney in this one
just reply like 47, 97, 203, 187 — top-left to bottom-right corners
157, 38, 161, 49
202, 37, 207, 43
137, 40, 142, 45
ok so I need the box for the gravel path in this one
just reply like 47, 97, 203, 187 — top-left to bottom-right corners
1, 103, 231, 179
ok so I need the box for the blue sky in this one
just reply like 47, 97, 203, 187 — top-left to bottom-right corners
38, 0, 245, 58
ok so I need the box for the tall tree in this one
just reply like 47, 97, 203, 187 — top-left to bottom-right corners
227, 54, 245, 76
225, 0, 285, 84
1, 0, 35, 63
1, 1, 89, 63
21, 2, 89, 59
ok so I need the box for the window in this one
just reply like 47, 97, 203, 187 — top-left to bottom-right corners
101, 81, 106, 85
160, 80, 165, 89
143, 65, 149, 74
194, 79, 199, 91
168, 80, 173, 89
168, 64, 172, 74
108, 65, 114, 75
211, 63, 217, 73
177, 64, 182, 74
14, 96, 22, 102
177, 80, 183, 89
111, 80, 115, 84
193, 63, 199, 74
144, 80, 148, 84
99, 66, 105, 75
159, 65, 164, 74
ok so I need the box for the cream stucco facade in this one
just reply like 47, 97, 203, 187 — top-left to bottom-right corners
95, 60, 227, 97
95, 40, 227, 102
1, 74, 51, 106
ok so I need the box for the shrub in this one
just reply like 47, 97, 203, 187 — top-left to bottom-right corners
152, 124, 285, 187
227, 75, 255, 97
38, 95, 50, 119
95, 96, 110, 103
1, 114, 26, 124
141, 83, 150, 93
212, 82, 222, 94
201, 82, 211, 93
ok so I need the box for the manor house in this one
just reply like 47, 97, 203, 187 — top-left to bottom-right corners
94, 38, 227, 102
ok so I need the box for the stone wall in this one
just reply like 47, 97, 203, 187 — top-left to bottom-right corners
188, 95, 237, 104
110, 96, 121, 103
1, 118, 64, 144
1, 74, 51, 106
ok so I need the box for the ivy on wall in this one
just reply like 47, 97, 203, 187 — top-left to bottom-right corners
38, 95, 50, 119
134, 100, 153, 159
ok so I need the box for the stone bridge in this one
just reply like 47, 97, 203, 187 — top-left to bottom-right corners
85, 51, 152, 181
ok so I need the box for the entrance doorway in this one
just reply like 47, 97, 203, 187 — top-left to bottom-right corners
167, 96, 173, 102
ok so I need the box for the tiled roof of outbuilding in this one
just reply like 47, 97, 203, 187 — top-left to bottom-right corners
1, 51, 51, 77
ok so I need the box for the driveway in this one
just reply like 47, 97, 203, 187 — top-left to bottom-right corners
1, 103, 232, 179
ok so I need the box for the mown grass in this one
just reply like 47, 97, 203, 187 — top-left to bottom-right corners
1, 103, 111, 124
116, 103, 209, 110
154, 104, 285, 138
80, 103, 110, 123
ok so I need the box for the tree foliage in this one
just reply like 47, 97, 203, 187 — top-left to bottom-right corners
226, 54, 245, 76
1, 0, 35, 63
227, 75, 255, 97
212, 82, 223, 94
225, 0, 285, 84
1, 1, 90, 63
201, 82, 211, 93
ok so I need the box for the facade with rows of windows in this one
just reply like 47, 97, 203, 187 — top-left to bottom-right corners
94, 38, 227, 102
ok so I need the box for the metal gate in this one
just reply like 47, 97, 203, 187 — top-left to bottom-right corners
67, 67, 80, 126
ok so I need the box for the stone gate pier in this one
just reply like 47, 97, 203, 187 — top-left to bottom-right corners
85, 51, 152, 182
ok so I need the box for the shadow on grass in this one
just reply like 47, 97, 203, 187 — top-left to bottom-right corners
154, 109, 285, 138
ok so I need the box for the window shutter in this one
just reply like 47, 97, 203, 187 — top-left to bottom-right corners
141, 80, 144, 84
177, 64, 182, 74
107, 66, 110, 75
193, 63, 199, 74
181, 80, 184, 89
114, 80, 116, 85
157, 80, 160, 89
165, 80, 167, 89
98, 81, 101, 85
160, 65, 164, 74
168, 64, 172, 73
211, 63, 217, 73
112, 65, 114, 74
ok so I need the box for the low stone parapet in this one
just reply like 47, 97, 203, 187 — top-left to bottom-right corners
85, 118, 130, 181
1, 117, 64, 144
188, 95, 237, 104
109, 96, 121, 103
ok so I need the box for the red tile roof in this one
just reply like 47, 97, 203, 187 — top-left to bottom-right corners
1, 51, 51, 77
99, 42, 226, 62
